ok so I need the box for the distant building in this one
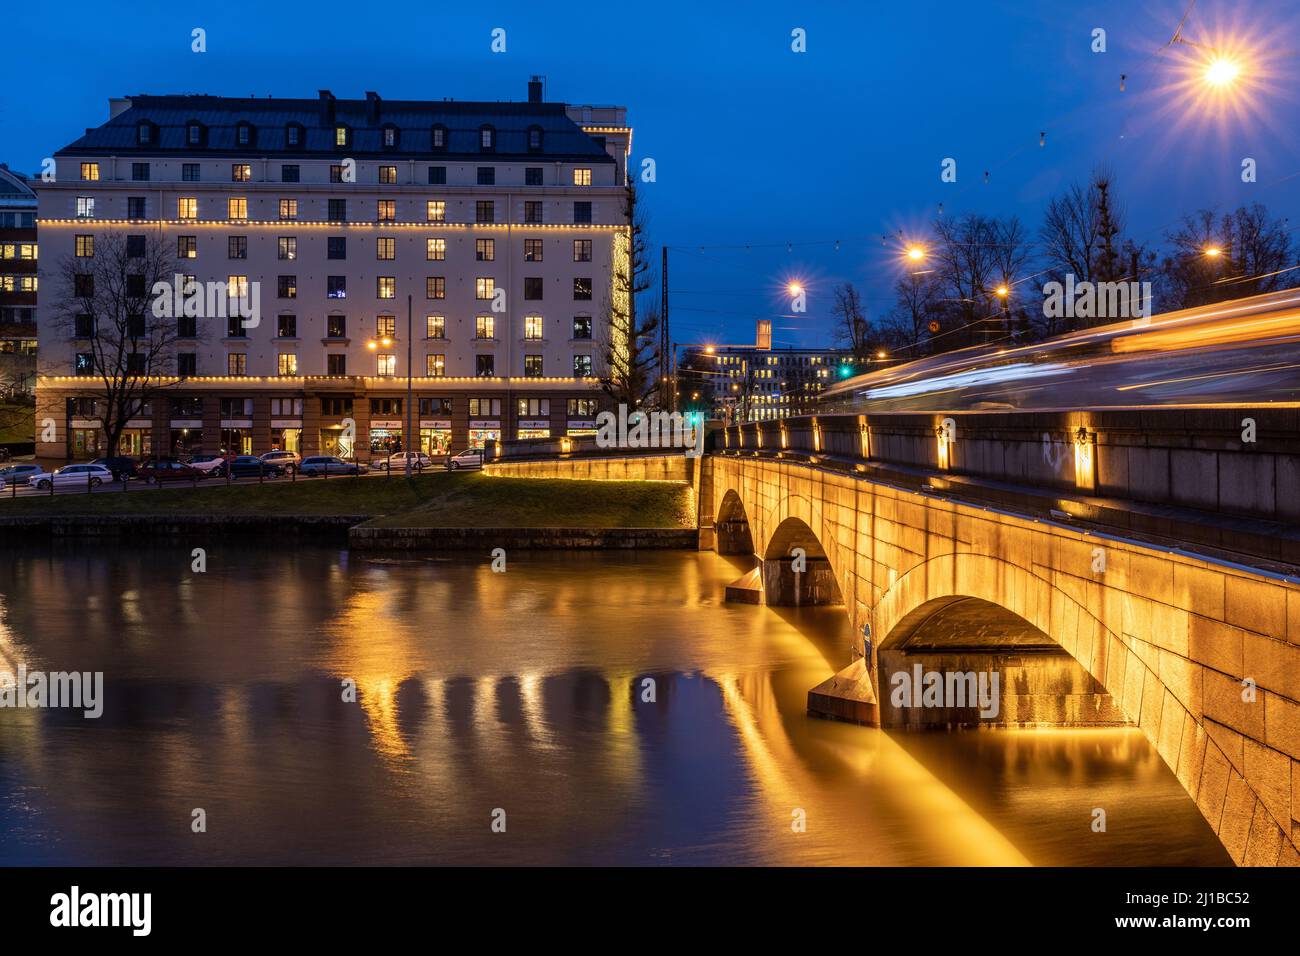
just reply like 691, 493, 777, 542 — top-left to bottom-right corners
0, 164, 38, 395
35, 81, 631, 461
680, 345, 868, 423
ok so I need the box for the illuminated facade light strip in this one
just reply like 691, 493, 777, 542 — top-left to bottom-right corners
38, 374, 600, 385
38, 218, 621, 231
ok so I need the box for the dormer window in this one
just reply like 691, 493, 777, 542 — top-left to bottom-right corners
382, 124, 398, 148
527, 125, 543, 152
186, 121, 205, 146
479, 125, 495, 151
334, 125, 350, 148
235, 121, 254, 147
136, 121, 156, 145
431, 124, 447, 151
285, 123, 304, 148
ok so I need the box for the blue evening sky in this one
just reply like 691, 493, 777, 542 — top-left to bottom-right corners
3, 0, 1297, 346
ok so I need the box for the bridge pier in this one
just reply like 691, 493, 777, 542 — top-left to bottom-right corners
760, 557, 841, 606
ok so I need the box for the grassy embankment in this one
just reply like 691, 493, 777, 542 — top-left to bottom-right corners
0, 470, 696, 528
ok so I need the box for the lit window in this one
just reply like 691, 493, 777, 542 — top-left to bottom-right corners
177, 197, 197, 219
525, 239, 543, 261
524, 315, 543, 340
278, 199, 298, 220
377, 200, 396, 221
475, 277, 495, 300
476, 315, 495, 339
480, 126, 495, 150
426, 353, 445, 377
335, 126, 348, 146
426, 201, 445, 222
426, 315, 445, 338
524, 355, 543, 377
573, 168, 592, 186
227, 352, 247, 375
377, 353, 396, 376
228, 197, 248, 220
427, 238, 446, 261
232, 164, 251, 182
377, 277, 396, 299
379, 165, 397, 184
574, 239, 592, 262
377, 237, 396, 260
377, 315, 396, 338
80, 163, 100, 182
75, 235, 94, 257
76, 197, 96, 218
278, 237, 297, 260
426, 277, 445, 299
475, 238, 494, 261
278, 353, 298, 376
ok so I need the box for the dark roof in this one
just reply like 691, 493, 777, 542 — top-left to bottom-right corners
0, 165, 36, 201
55, 93, 615, 162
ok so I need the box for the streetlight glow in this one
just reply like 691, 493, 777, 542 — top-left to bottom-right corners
995, 285, 1010, 298
1204, 56, 1241, 88
1204, 246, 1223, 257
906, 245, 925, 262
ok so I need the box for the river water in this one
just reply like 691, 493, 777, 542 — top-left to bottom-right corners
0, 543, 1229, 866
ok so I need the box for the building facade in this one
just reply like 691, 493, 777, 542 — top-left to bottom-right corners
681, 345, 866, 424
0, 164, 38, 396
36, 82, 631, 461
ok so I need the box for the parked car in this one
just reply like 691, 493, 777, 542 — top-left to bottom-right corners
227, 455, 283, 479
299, 456, 367, 477
184, 454, 228, 477
91, 456, 140, 482
32, 463, 113, 491
260, 450, 301, 475
445, 448, 484, 470
0, 463, 44, 487
376, 451, 433, 472
139, 459, 205, 483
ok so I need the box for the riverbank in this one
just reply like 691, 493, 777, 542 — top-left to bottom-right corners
0, 472, 697, 542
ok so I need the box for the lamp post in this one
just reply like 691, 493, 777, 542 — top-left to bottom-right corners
405, 294, 413, 478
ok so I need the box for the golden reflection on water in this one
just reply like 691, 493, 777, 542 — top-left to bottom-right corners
0, 544, 1229, 866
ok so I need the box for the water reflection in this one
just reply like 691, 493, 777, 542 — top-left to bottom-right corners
0, 544, 1228, 865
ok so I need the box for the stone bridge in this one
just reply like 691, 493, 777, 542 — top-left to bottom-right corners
698, 409, 1300, 866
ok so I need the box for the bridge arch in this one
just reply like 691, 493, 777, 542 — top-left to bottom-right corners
708, 454, 1298, 865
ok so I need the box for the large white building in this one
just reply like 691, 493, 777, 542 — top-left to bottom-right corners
35, 81, 631, 461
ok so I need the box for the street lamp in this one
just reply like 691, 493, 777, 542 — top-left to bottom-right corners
1203, 245, 1223, 257
1204, 56, 1242, 88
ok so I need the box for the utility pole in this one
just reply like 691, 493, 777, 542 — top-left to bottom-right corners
661, 245, 669, 410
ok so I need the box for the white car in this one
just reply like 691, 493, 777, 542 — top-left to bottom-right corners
0, 464, 44, 487
31, 463, 113, 491
445, 448, 483, 471
377, 451, 433, 472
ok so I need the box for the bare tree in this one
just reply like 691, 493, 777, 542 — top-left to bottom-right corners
932, 212, 1031, 347
882, 271, 944, 354
830, 282, 873, 357
600, 178, 660, 409
52, 230, 181, 455
1161, 205, 1298, 309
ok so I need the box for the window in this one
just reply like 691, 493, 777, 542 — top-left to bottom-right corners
379, 165, 398, 184
136, 123, 154, 146
271, 398, 303, 416
421, 398, 453, 416
524, 201, 543, 224
327, 354, 347, 375
127, 352, 146, 375
328, 198, 347, 221
75, 235, 94, 257
278, 237, 297, 260
277, 314, 297, 337
327, 315, 347, 337
572, 316, 593, 339
428, 165, 446, 185
477, 167, 495, 186
226, 314, 246, 338
286, 124, 303, 147
573, 201, 592, 224
568, 398, 598, 417
278, 199, 298, 220
278, 275, 297, 299
80, 163, 99, 181
376, 315, 396, 338
74, 274, 94, 297
573, 168, 592, 186
376, 353, 396, 377
426, 277, 445, 299
426, 315, 445, 338
475, 278, 495, 300
476, 315, 495, 339
75, 353, 94, 376
334, 125, 349, 147
383, 126, 398, 148
475, 238, 494, 261
574, 239, 592, 262
426, 200, 445, 222
377, 277, 396, 299
232, 164, 252, 182
177, 315, 197, 337
427, 238, 446, 261
177, 353, 197, 376
278, 353, 298, 376
469, 398, 501, 417
131, 162, 150, 182
527, 126, 543, 152
76, 197, 95, 218
74, 314, 95, 338
377, 200, 396, 221
171, 397, 203, 417
127, 197, 146, 219
475, 201, 494, 224
236, 122, 253, 146
228, 353, 247, 375
526, 167, 543, 186
328, 236, 346, 259
524, 315, 543, 340
330, 165, 347, 183
370, 398, 402, 416
178, 236, 197, 259
426, 354, 445, 377
476, 354, 495, 377
376, 237, 395, 260
431, 125, 447, 150
479, 126, 495, 151
321, 396, 353, 415
220, 399, 253, 421
228, 197, 248, 220
182, 163, 200, 182
573, 354, 593, 377
228, 236, 247, 259
573, 277, 592, 300
518, 398, 550, 416
524, 277, 543, 300
524, 239, 544, 262
281, 164, 300, 183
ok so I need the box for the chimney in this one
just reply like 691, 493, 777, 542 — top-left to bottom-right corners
528, 76, 544, 103
109, 97, 132, 119
319, 89, 335, 124
366, 91, 381, 122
